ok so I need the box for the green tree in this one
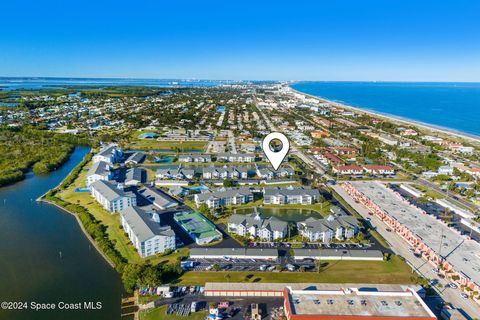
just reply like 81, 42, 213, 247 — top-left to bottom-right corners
223, 178, 234, 187
121, 264, 143, 293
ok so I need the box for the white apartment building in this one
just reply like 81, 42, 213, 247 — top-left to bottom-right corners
121, 206, 176, 257
90, 180, 136, 213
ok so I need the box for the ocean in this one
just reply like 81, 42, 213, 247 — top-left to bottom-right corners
291, 82, 480, 137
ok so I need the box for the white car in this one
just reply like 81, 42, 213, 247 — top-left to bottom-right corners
460, 293, 468, 299
259, 264, 268, 271
286, 264, 296, 271
449, 283, 457, 289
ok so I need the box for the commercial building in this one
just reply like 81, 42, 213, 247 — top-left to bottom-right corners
283, 286, 436, 320
194, 187, 254, 209
203, 282, 435, 320
228, 211, 288, 241
173, 211, 222, 245
343, 181, 480, 301
263, 186, 320, 205
120, 205, 176, 257
90, 180, 136, 213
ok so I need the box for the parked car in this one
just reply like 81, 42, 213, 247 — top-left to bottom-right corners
286, 264, 296, 271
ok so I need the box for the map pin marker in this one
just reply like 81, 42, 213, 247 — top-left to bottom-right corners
262, 132, 290, 170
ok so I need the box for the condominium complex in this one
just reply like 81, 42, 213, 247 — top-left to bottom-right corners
263, 186, 320, 205
228, 211, 288, 241
194, 187, 254, 209
90, 180, 137, 213
297, 215, 359, 242
120, 205, 176, 257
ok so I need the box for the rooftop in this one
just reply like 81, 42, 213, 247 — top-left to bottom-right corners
121, 205, 175, 242
350, 181, 480, 287
173, 211, 221, 240
139, 186, 179, 209
285, 286, 435, 318
90, 180, 135, 201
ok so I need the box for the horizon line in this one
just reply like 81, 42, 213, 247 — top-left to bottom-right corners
1, 76, 480, 84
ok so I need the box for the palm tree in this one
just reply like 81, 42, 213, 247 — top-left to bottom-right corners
287, 222, 295, 241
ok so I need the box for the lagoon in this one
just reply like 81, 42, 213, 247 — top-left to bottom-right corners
0, 146, 123, 319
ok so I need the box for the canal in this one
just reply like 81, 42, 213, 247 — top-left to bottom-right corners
0, 146, 123, 320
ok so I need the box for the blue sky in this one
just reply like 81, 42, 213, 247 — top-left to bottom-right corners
1, 0, 479, 81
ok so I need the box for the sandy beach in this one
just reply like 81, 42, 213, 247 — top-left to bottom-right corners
289, 86, 480, 145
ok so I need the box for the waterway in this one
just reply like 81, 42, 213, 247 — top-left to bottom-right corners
0, 146, 123, 320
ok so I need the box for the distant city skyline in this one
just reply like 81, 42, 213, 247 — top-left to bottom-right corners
1, 0, 479, 81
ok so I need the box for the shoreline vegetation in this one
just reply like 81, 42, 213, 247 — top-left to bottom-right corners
289, 85, 480, 145
0, 126, 91, 188
39, 150, 183, 294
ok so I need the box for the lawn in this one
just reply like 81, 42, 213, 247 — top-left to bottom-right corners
263, 202, 331, 216
177, 255, 414, 285
412, 184, 445, 200
57, 161, 190, 265
223, 199, 331, 216
126, 139, 207, 152
140, 305, 207, 320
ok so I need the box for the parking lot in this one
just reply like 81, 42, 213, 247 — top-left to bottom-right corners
247, 241, 373, 250
190, 257, 282, 272
150, 295, 284, 320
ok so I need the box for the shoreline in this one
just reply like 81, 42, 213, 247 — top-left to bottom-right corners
289, 86, 480, 145
38, 196, 116, 268
36, 147, 116, 269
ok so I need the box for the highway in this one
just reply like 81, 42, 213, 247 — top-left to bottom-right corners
332, 184, 480, 318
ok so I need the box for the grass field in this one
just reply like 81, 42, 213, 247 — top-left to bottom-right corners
57, 161, 190, 265
224, 199, 331, 216
412, 184, 445, 200
177, 255, 413, 285
127, 139, 207, 152
140, 305, 207, 320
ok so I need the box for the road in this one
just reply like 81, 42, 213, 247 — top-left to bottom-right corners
255, 97, 480, 316
416, 177, 478, 212
255, 101, 327, 176
390, 161, 478, 213
332, 184, 480, 318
